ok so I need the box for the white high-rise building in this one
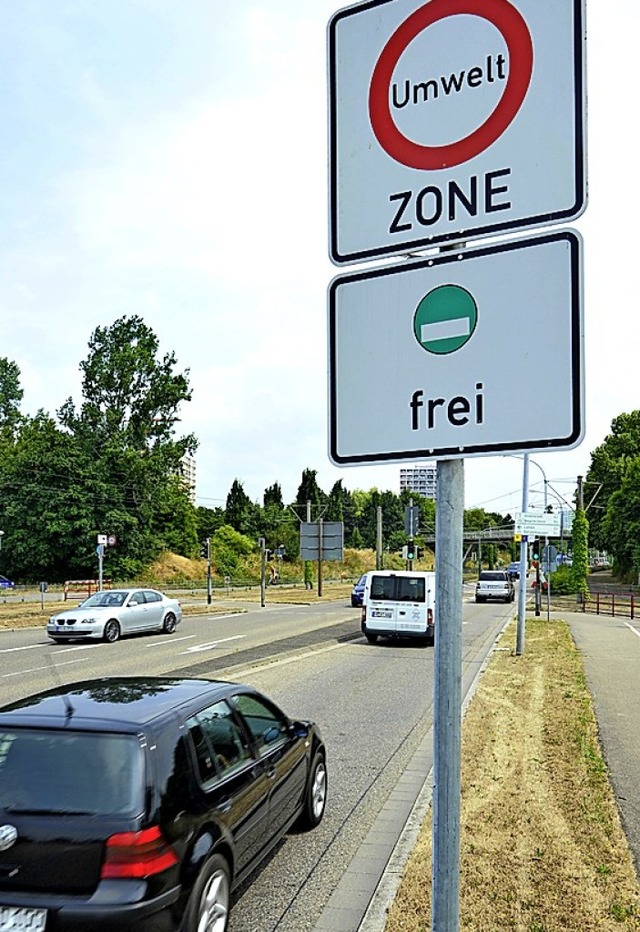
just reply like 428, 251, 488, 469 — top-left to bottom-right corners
180, 455, 197, 504
399, 464, 437, 500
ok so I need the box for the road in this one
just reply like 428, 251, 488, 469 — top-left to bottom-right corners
0, 590, 512, 932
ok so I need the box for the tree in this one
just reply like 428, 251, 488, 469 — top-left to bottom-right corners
601, 457, 640, 578
570, 507, 590, 598
0, 357, 23, 434
0, 413, 98, 580
225, 479, 258, 537
294, 468, 324, 519
55, 315, 199, 576
585, 411, 640, 550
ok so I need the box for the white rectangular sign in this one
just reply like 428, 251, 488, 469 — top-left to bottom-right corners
328, 229, 583, 464
328, 0, 586, 265
515, 512, 563, 536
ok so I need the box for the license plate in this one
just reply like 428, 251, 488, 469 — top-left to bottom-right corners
0, 907, 47, 931
372, 609, 393, 618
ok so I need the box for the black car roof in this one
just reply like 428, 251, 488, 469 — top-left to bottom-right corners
0, 677, 249, 730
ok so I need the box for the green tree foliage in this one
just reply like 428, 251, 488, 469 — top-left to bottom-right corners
0, 358, 23, 435
585, 411, 640, 551
295, 468, 324, 519
0, 318, 199, 581
211, 525, 255, 576
570, 507, 590, 597
225, 479, 258, 537
602, 457, 640, 578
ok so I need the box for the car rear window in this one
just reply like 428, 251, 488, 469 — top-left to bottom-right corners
479, 572, 507, 581
369, 575, 426, 602
0, 729, 144, 816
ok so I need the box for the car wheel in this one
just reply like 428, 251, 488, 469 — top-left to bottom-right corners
103, 619, 121, 643
351, 598, 357, 607
162, 612, 177, 634
182, 852, 230, 932
365, 632, 378, 644
298, 751, 327, 830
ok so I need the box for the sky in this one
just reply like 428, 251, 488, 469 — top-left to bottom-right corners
0, 0, 635, 522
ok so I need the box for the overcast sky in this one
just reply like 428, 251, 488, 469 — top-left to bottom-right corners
0, 1, 634, 520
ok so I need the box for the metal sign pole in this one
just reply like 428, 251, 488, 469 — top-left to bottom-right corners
516, 454, 530, 655
432, 458, 463, 932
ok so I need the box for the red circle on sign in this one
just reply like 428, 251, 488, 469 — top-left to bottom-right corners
369, 0, 533, 170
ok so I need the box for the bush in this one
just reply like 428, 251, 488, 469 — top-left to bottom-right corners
549, 564, 575, 594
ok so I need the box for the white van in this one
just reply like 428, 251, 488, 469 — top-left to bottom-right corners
361, 570, 435, 645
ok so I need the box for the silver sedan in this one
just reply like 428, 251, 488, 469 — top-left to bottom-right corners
47, 588, 182, 644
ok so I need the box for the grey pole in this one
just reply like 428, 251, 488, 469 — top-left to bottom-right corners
376, 506, 383, 570
432, 458, 463, 932
516, 455, 530, 655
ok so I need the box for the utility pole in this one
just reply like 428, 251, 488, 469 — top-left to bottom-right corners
259, 538, 266, 608
376, 506, 383, 570
206, 537, 212, 605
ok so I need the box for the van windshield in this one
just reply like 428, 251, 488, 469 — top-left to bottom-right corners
370, 576, 425, 603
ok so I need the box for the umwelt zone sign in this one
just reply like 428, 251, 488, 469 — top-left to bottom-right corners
328, 0, 586, 265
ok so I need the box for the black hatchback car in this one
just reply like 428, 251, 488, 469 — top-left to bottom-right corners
0, 677, 327, 931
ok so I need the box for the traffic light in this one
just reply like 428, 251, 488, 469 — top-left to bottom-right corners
200, 538, 210, 560
531, 538, 540, 561
407, 539, 415, 560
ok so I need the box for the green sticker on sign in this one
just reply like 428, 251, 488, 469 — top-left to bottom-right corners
413, 284, 478, 355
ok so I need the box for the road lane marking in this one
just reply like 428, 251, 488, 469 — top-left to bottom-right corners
0, 644, 43, 654
624, 622, 640, 638
182, 636, 245, 654
145, 635, 195, 648
2, 658, 87, 677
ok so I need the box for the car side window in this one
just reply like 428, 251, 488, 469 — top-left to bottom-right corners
128, 592, 143, 606
187, 701, 253, 786
232, 693, 288, 756
142, 590, 161, 603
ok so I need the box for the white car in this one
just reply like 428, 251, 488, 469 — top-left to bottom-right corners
47, 588, 182, 643
475, 570, 515, 604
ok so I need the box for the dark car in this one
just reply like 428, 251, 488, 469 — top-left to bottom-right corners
506, 561, 521, 580
351, 573, 367, 607
0, 575, 14, 589
0, 676, 327, 931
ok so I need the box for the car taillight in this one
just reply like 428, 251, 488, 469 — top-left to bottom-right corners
361, 606, 366, 622
427, 608, 433, 625
101, 825, 179, 879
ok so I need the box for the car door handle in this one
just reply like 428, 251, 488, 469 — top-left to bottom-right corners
215, 797, 232, 814
265, 765, 276, 780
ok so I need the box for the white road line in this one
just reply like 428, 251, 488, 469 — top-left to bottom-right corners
2, 657, 87, 678
182, 636, 245, 654
0, 644, 43, 654
53, 644, 102, 654
145, 635, 196, 648
624, 622, 640, 638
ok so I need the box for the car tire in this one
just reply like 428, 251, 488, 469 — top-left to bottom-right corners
103, 619, 121, 643
297, 751, 327, 830
162, 612, 177, 634
182, 852, 230, 932
475, 597, 483, 603
351, 598, 357, 607
364, 632, 378, 644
